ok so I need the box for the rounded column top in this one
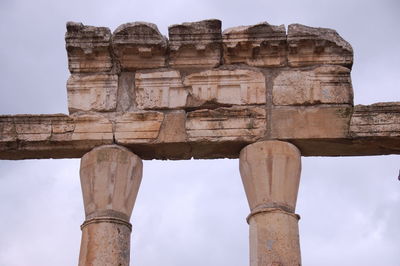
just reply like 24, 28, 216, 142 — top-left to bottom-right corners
80, 144, 143, 220
239, 140, 302, 212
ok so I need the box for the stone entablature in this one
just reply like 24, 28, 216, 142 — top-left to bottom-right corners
65, 20, 354, 113
0, 20, 399, 160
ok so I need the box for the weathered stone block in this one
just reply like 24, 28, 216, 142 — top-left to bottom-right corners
186, 107, 266, 141
135, 71, 187, 109
350, 102, 400, 137
50, 116, 75, 141
112, 22, 167, 70
168, 19, 222, 68
223, 22, 287, 67
14, 115, 52, 142
71, 114, 113, 141
0, 116, 16, 142
114, 112, 164, 143
67, 74, 118, 113
157, 111, 187, 143
65, 22, 113, 73
271, 105, 352, 139
184, 69, 267, 106
117, 72, 135, 112
273, 66, 353, 105
135, 69, 267, 110
287, 24, 353, 67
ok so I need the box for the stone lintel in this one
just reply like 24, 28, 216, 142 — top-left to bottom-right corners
0, 102, 399, 160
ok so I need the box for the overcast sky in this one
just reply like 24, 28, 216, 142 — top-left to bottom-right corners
0, 0, 399, 265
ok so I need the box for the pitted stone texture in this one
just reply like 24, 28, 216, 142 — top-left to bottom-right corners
273, 66, 353, 105
249, 212, 301, 266
112, 22, 167, 70
1, 102, 400, 159
71, 114, 113, 141
0, 114, 113, 149
14, 115, 52, 142
0, 116, 15, 142
184, 69, 267, 107
79, 145, 142, 266
67, 74, 118, 113
80, 145, 142, 219
168, 19, 222, 68
240, 141, 302, 266
157, 111, 187, 143
79, 222, 131, 266
271, 105, 352, 139
223, 22, 287, 67
350, 102, 400, 137
135, 70, 187, 109
135, 69, 266, 110
186, 107, 266, 141
287, 24, 353, 67
114, 112, 164, 144
117, 72, 135, 112
65, 22, 112, 73
239, 141, 301, 211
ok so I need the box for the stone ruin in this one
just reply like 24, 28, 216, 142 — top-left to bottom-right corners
0, 19, 399, 265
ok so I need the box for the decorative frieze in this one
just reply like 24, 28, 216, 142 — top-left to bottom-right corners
65, 22, 113, 73
287, 24, 353, 67
112, 22, 167, 70
184, 69, 266, 106
135, 70, 187, 109
223, 22, 287, 67
67, 74, 118, 113
168, 19, 222, 68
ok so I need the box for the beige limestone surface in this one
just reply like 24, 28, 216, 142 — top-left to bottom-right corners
168, 19, 222, 68
240, 141, 302, 266
1, 20, 399, 161
79, 145, 142, 266
112, 22, 167, 70
287, 23, 353, 67
223, 22, 287, 67
65, 22, 113, 73
272, 66, 353, 106
67, 74, 118, 113
1, 103, 399, 159
184, 69, 266, 106
135, 70, 187, 109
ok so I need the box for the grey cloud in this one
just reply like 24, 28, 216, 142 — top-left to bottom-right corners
0, 0, 399, 265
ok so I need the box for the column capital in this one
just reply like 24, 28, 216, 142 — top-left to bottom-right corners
239, 140, 301, 213
80, 144, 143, 222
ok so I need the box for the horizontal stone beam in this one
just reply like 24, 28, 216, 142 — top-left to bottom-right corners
1, 103, 399, 160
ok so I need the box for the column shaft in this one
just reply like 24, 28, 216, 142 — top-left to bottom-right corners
239, 140, 302, 266
78, 145, 143, 266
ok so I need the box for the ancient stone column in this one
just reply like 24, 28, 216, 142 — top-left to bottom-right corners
78, 145, 143, 266
239, 140, 302, 266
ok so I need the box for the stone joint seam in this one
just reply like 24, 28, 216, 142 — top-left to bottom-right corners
246, 206, 300, 224
81, 216, 132, 231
